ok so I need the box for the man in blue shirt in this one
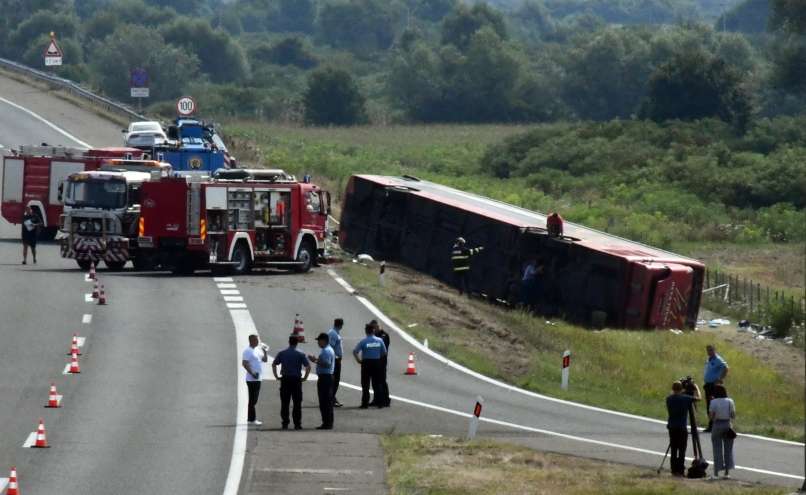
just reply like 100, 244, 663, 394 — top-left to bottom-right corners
309, 333, 336, 429
702, 344, 729, 432
353, 324, 387, 409
327, 318, 344, 408
272, 336, 311, 430
666, 380, 701, 476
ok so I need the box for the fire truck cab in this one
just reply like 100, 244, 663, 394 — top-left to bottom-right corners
1, 146, 144, 239
138, 169, 330, 275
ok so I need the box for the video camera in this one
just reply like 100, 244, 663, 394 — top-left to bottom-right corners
679, 375, 697, 396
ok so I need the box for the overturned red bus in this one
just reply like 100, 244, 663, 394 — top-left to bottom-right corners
338, 175, 704, 330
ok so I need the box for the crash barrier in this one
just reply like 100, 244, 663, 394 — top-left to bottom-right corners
0, 56, 147, 123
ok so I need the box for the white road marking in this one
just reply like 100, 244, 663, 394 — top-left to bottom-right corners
227, 303, 247, 309
62, 363, 72, 375
84, 274, 93, 282
256, 468, 374, 476
325, 268, 802, 448
82, 314, 92, 324
21, 432, 36, 448
77, 337, 86, 347
222, 303, 258, 495
223, 296, 244, 302
220, 289, 240, 295
337, 381, 804, 481
0, 96, 92, 148
214, 277, 234, 282
0, 478, 7, 491
84, 293, 93, 302
217, 283, 237, 289
326, 269, 356, 294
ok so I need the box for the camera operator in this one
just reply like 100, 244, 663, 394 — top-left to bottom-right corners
666, 378, 701, 476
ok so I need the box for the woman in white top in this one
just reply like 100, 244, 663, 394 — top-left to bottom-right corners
708, 384, 736, 478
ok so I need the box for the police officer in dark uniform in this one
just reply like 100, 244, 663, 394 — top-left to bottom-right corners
272, 335, 311, 430
353, 324, 387, 409
451, 237, 484, 296
370, 320, 391, 407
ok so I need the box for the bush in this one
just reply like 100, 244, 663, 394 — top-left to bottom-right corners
765, 299, 798, 338
303, 67, 368, 126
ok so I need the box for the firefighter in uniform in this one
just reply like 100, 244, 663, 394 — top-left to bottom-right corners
451, 237, 484, 296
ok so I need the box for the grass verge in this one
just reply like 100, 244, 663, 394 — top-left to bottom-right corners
382, 435, 787, 495
338, 261, 804, 442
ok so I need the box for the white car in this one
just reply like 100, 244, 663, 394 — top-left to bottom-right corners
123, 121, 168, 148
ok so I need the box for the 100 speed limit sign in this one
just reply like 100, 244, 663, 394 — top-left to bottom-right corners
176, 96, 196, 116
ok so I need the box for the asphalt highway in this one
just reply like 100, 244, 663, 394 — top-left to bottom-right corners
0, 72, 803, 494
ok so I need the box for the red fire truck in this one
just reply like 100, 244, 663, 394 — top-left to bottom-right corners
137, 169, 330, 274
2, 145, 144, 239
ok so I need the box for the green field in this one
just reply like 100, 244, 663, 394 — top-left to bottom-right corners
382, 435, 788, 495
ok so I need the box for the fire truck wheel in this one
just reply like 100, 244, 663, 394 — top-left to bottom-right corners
295, 242, 314, 273
76, 259, 92, 271
105, 260, 127, 271
232, 242, 253, 275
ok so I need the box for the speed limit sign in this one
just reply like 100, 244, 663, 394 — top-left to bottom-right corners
176, 96, 196, 116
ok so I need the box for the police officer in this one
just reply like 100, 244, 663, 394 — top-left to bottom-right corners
327, 318, 344, 408
703, 344, 729, 432
272, 335, 311, 430
370, 319, 391, 407
308, 333, 336, 429
353, 324, 387, 409
451, 237, 484, 296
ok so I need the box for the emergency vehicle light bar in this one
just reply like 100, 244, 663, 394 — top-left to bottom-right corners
213, 168, 296, 183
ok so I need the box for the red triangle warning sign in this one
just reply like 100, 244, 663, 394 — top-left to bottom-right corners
44, 39, 63, 58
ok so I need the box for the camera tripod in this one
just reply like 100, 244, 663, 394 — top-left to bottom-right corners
657, 403, 707, 476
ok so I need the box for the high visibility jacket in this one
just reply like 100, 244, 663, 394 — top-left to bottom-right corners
451, 245, 483, 272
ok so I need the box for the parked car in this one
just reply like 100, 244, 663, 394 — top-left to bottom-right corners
123, 121, 168, 148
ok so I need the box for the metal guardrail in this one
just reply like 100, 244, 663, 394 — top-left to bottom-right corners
0, 56, 147, 122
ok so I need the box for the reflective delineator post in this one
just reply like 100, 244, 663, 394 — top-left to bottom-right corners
561, 350, 571, 390
467, 395, 484, 440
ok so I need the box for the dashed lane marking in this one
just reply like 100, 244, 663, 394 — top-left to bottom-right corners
84, 274, 93, 282
84, 294, 93, 303
257, 468, 374, 476
77, 336, 86, 347
62, 363, 72, 375
214, 277, 233, 282
217, 283, 237, 289
220, 289, 240, 295
0, 478, 7, 491
21, 432, 36, 448
223, 296, 244, 302
82, 314, 92, 324
227, 303, 247, 309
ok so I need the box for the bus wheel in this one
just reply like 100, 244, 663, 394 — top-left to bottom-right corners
232, 242, 252, 275
295, 242, 314, 273
76, 259, 92, 271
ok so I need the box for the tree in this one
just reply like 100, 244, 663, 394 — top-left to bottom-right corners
6, 10, 79, 60
268, 37, 318, 68
160, 18, 249, 83
770, 0, 806, 34
303, 67, 367, 125
89, 24, 200, 101
316, 0, 395, 54
643, 49, 752, 132
413, 0, 457, 22
441, 3, 507, 51
268, 0, 315, 33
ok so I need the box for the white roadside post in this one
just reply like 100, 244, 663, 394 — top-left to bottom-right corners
379, 261, 386, 287
561, 350, 571, 390
467, 396, 484, 440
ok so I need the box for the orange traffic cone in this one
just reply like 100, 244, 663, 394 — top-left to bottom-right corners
97, 285, 106, 305
91, 281, 99, 299
89, 261, 96, 280
405, 352, 417, 375
292, 314, 305, 343
32, 419, 49, 448
45, 383, 60, 408
68, 351, 81, 374
67, 333, 81, 356
7, 466, 18, 495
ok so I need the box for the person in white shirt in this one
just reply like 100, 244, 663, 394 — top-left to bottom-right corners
242, 335, 269, 426
708, 384, 736, 479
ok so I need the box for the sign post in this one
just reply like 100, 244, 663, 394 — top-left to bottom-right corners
43, 32, 63, 67
176, 96, 196, 117
561, 350, 571, 390
467, 395, 484, 440
130, 68, 149, 112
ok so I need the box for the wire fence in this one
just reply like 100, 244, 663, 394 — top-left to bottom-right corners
703, 267, 805, 323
